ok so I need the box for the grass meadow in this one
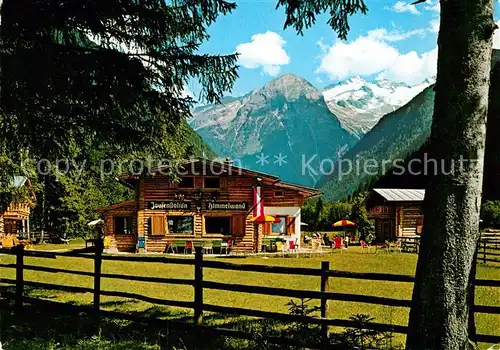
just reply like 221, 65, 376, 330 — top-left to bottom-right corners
1, 244, 499, 349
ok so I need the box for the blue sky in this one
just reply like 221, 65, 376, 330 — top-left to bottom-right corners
191, 0, 499, 97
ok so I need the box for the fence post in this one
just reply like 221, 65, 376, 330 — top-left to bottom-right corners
93, 238, 103, 313
194, 246, 203, 325
483, 239, 486, 264
15, 244, 25, 312
320, 261, 330, 346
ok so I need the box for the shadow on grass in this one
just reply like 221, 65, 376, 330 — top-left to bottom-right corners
0, 285, 401, 350
0, 287, 297, 350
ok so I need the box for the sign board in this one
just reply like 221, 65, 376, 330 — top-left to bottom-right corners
206, 202, 248, 211
148, 201, 191, 210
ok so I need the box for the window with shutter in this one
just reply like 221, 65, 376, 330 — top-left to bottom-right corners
272, 216, 286, 234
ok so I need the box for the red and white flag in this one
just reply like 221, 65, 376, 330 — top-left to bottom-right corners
253, 186, 263, 217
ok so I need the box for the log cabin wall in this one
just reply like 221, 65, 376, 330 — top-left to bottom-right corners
1, 200, 32, 238
368, 201, 423, 241
108, 171, 311, 252
138, 174, 260, 253
0, 214, 4, 238
397, 204, 424, 236
101, 200, 137, 252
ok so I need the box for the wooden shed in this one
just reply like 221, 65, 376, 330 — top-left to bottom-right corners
0, 176, 36, 239
98, 158, 319, 253
367, 188, 425, 241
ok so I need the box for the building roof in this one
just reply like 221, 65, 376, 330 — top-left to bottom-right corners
119, 157, 320, 198
373, 188, 425, 202
97, 200, 137, 213
10, 176, 28, 188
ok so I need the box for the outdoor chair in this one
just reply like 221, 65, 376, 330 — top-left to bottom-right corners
334, 237, 344, 250
385, 240, 402, 253
174, 240, 186, 253
312, 238, 322, 252
212, 240, 222, 254
202, 240, 213, 255
288, 240, 297, 253
392, 239, 402, 253
166, 240, 178, 254
184, 240, 193, 254
360, 240, 373, 253
220, 240, 229, 255
275, 241, 285, 255
227, 239, 234, 254
103, 236, 112, 249
1, 235, 16, 249
262, 239, 272, 252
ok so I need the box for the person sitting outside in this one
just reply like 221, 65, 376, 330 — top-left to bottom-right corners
323, 233, 333, 248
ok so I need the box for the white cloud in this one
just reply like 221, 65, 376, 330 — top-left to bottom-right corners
316, 31, 437, 85
493, 21, 500, 49
429, 19, 440, 34
376, 48, 438, 84
368, 28, 425, 42
424, 0, 440, 13
236, 31, 290, 76
390, 1, 420, 15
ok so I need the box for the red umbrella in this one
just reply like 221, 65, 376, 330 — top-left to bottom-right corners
332, 219, 356, 227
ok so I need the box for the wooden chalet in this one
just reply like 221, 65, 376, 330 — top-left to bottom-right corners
367, 188, 424, 241
0, 176, 36, 239
98, 158, 320, 253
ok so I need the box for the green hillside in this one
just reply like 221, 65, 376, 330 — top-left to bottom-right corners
175, 120, 218, 159
374, 52, 500, 201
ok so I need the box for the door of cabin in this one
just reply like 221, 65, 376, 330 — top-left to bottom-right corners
376, 219, 394, 241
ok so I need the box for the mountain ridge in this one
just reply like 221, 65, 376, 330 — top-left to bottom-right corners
190, 73, 357, 186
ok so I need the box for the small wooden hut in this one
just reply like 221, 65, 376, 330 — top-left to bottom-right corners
367, 188, 424, 241
0, 176, 36, 239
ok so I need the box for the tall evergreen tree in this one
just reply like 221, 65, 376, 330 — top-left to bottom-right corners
0, 0, 238, 160
0, 0, 237, 235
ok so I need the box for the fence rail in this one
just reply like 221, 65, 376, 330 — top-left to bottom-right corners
479, 233, 500, 264
1, 243, 499, 347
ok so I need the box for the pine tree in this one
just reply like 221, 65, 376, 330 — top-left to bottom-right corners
0, 0, 238, 160
0, 0, 237, 233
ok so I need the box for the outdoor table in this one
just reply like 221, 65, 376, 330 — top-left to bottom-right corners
397, 235, 421, 253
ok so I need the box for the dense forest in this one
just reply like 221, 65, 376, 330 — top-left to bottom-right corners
0, 0, 234, 239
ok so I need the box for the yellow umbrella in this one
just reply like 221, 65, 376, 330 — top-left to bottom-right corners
332, 219, 356, 227
248, 215, 281, 224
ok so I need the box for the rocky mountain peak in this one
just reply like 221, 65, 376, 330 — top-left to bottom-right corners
259, 73, 321, 101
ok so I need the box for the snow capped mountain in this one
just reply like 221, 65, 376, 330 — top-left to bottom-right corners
322, 76, 434, 137
190, 74, 357, 186
189, 74, 435, 186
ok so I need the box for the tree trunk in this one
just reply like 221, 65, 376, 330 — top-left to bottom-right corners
406, 0, 495, 349
39, 176, 46, 244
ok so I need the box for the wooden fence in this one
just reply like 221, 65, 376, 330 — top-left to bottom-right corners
479, 233, 500, 265
1, 243, 500, 348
